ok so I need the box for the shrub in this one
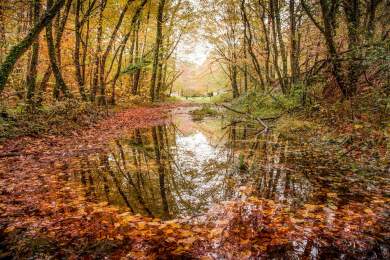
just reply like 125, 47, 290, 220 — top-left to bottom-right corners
190, 104, 219, 121
0, 100, 107, 141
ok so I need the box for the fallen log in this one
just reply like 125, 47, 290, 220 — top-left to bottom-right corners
0, 152, 21, 158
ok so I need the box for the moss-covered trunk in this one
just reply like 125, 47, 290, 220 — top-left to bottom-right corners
149, 0, 166, 102
26, 0, 41, 104
46, 0, 72, 99
0, 3, 5, 63
0, 0, 66, 95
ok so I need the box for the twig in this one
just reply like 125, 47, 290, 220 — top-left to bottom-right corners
219, 104, 246, 115
255, 117, 269, 130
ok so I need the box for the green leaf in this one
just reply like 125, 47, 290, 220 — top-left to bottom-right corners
122, 59, 151, 75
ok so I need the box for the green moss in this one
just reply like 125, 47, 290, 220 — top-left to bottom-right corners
231, 90, 301, 119
190, 105, 219, 121
274, 115, 319, 139
279, 116, 318, 131
210, 93, 233, 104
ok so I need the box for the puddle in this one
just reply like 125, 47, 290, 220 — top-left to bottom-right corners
64, 106, 388, 221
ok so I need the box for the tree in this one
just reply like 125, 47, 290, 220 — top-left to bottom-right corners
0, 0, 66, 95
98, 0, 135, 105
46, 0, 72, 99
150, 0, 166, 102
0, 2, 5, 63
300, 0, 383, 98
74, 0, 97, 101
110, 0, 149, 104
26, 0, 41, 104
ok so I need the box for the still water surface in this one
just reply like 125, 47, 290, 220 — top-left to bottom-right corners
67, 106, 387, 222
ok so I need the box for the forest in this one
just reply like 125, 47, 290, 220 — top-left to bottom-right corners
0, 0, 389, 259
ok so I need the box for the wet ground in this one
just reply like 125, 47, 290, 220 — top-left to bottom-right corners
65, 105, 389, 221
1, 105, 389, 258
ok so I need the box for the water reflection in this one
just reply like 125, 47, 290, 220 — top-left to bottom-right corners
69, 108, 377, 219
73, 122, 238, 219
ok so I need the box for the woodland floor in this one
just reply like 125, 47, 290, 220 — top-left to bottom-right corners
0, 104, 177, 258
0, 103, 388, 259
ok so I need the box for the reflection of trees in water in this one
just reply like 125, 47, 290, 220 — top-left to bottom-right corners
65, 120, 388, 258
225, 122, 312, 208
152, 126, 170, 219
73, 123, 238, 218
73, 126, 171, 218
73, 120, 315, 218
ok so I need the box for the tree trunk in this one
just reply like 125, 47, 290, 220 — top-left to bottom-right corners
131, 20, 141, 95
38, 0, 71, 101
150, 0, 166, 102
129, 27, 137, 93
110, 45, 126, 105
0, 2, 5, 63
98, 0, 134, 106
46, 0, 71, 99
269, 0, 286, 93
301, 0, 350, 98
82, 15, 91, 93
74, 0, 87, 100
26, 0, 41, 104
258, 6, 272, 84
241, 0, 265, 90
365, 0, 380, 42
110, 0, 147, 102
274, 0, 288, 90
156, 48, 165, 99
289, 0, 299, 85
133, 0, 151, 96
242, 4, 248, 93
91, 0, 105, 102
231, 64, 239, 98
343, 0, 361, 97
319, 0, 348, 97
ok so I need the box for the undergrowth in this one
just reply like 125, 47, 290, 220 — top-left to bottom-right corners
231, 88, 302, 119
190, 104, 219, 121
0, 100, 108, 142
231, 87, 388, 130
230, 87, 389, 172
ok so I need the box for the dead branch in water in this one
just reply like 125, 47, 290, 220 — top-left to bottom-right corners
216, 104, 281, 131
